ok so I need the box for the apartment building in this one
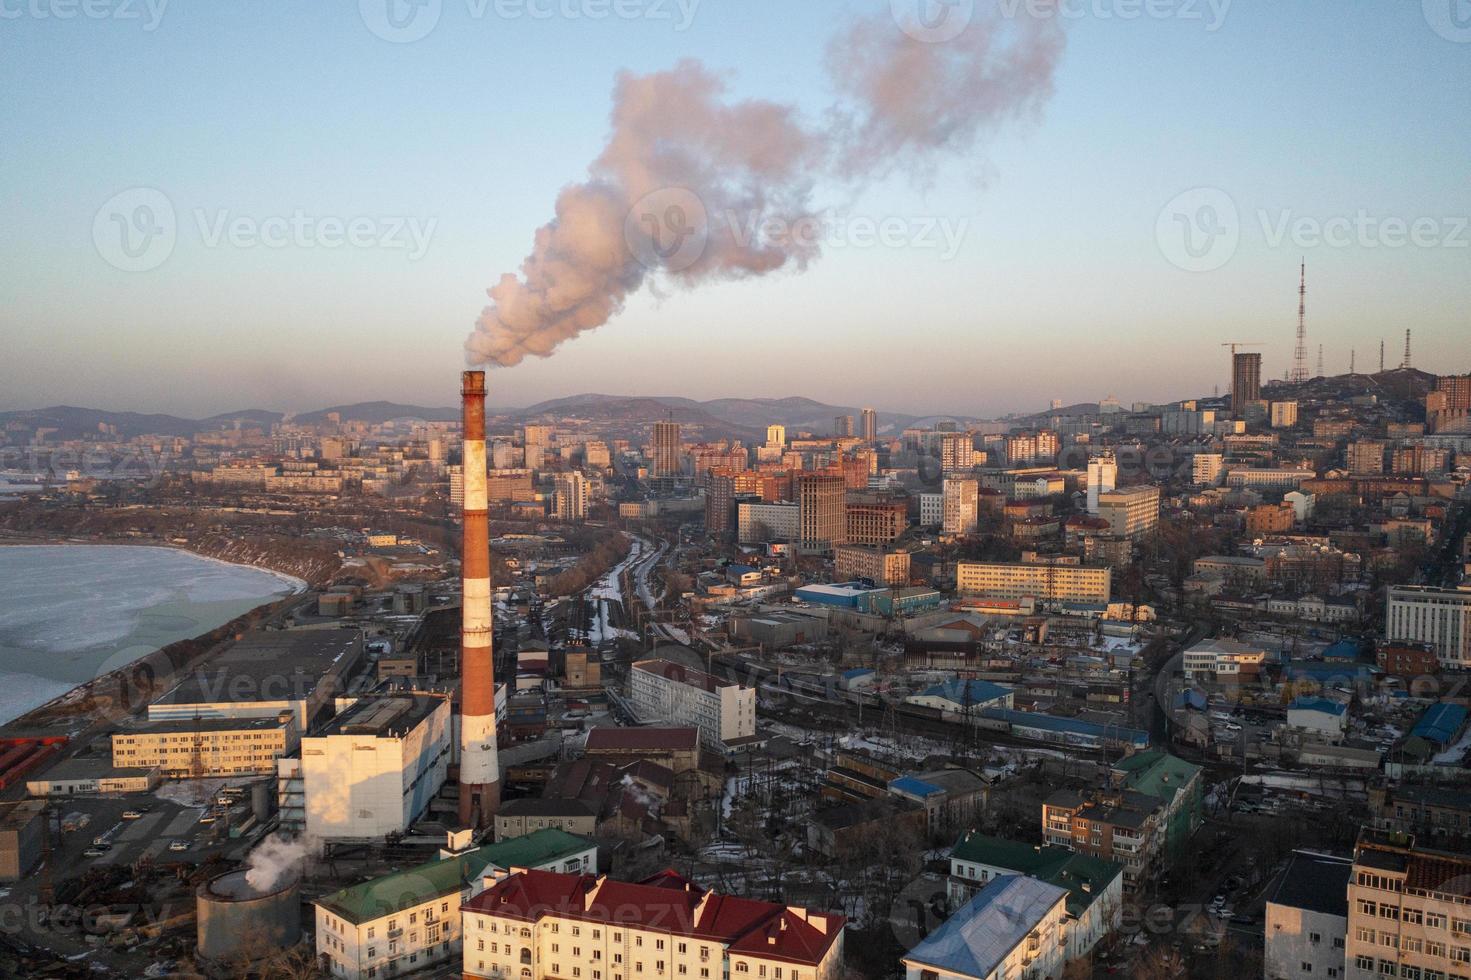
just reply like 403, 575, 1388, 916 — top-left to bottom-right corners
798, 473, 847, 553
1192, 451, 1223, 487
112, 713, 298, 778
1386, 586, 1471, 669
918, 492, 944, 528
461, 869, 845, 980
630, 660, 756, 752
1094, 485, 1160, 540
1264, 850, 1352, 980
1344, 833, 1471, 980
834, 544, 910, 587
737, 501, 799, 545
903, 875, 1068, 980
315, 829, 597, 980
941, 477, 979, 536
1042, 788, 1163, 892
844, 494, 907, 544
955, 560, 1111, 604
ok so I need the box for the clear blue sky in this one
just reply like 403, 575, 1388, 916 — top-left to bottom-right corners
2, 0, 1467, 417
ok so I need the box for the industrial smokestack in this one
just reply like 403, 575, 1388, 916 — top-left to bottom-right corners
458, 370, 500, 828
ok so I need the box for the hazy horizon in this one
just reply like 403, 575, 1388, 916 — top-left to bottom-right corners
4, 2, 1468, 418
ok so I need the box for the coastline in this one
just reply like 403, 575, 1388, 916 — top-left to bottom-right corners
0, 541, 311, 732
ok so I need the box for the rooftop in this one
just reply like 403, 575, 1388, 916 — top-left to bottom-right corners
316, 694, 446, 739
903, 875, 1067, 979
464, 869, 843, 966
154, 628, 362, 707
632, 659, 737, 694
1267, 850, 1353, 919
316, 829, 594, 925
585, 727, 699, 753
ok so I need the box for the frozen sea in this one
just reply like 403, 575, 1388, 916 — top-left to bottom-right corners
0, 545, 302, 724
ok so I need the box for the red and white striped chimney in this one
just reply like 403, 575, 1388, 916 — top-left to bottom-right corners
458, 370, 500, 828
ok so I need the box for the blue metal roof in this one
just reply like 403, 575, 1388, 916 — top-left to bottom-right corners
1322, 639, 1368, 662
841, 668, 875, 679
918, 680, 1012, 705
888, 775, 943, 798
980, 708, 1150, 747
1411, 703, 1468, 746
1289, 697, 1346, 716
903, 875, 1068, 979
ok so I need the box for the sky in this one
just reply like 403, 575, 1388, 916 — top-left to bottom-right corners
1, 0, 1468, 418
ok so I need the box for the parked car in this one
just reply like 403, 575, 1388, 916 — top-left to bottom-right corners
121, 810, 145, 820
82, 848, 106, 858
168, 840, 189, 852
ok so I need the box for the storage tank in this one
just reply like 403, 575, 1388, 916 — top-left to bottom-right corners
196, 868, 301, 962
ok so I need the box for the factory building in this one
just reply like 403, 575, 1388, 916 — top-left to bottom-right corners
461, 868, 845, 980
630, 660, 756, 752
112, 713, 298, 778
315, 829, 596, 980
299, 694, 452, 843
147, 628, 365, 732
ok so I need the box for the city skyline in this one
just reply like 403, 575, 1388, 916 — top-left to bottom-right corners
2, 2, 1468, 416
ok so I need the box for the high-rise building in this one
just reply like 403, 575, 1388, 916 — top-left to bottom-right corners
1346, 439, 1386, 475
1095, 485, 1160, 540
1386, 586, 1471, 669
845, 493, 908, 544
1086, 455, 1117, 515
860, 407, 878, 442
652, 420, 681, 479
737, 500, 800, 544
942, 477, 979, 536
521, 424, 553, 471
705, 468, 738, 536
1191, 453, 1224, 487
1344, 833, 1471, 980
938, 432, 976, 473
765, 424, 786, 448
798, 472, 846, 552
1270, 400, 1299, 428
1231, 352, 1262, 416
1435, 373, 1471, 411
834, 414, 854, 438
552, 471, 588, 520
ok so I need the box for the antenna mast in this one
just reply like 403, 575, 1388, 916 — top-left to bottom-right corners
1290, 260, 1309, 383
1402, 329, 1412, 370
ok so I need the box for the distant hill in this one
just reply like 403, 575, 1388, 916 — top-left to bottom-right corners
517, 393, 930, 438
0, 406, 204, 440
293, 402, 460, 425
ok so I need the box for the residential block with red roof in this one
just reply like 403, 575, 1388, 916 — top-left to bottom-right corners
461, 868, 844, 980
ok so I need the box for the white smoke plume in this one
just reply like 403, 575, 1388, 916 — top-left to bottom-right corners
467, 8, 1065, 368
244, 834, 308, 894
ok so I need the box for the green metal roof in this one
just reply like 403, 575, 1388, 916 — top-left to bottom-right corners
950, 833, 1122, 919
1112, 750, 1201, 805
315, 829, 593, 925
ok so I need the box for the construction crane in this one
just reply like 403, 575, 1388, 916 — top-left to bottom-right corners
1220, 342, 1262, 356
